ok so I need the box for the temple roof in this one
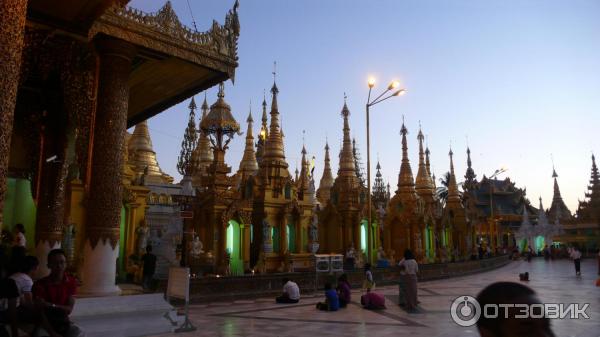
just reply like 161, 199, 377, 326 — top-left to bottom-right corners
88, 1, 241, 126
465, 176, 536, 220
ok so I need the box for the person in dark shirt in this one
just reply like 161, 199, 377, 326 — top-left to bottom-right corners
0, 278, 19, 337
141, 245, 157, 291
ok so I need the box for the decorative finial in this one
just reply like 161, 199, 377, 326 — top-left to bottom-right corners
272, 61, 277, 83
247, 100, 253, 123
188, 96, 197, 111
218, 82, 225, 98
302, 130, 306, 146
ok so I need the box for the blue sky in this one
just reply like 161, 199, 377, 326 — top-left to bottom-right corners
128, 0, 600, 212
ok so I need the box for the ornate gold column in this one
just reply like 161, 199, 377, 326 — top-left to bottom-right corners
80, 36, 135, 296
0, 0, 28, 230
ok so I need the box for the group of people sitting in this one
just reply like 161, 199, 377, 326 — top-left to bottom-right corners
275, 271, 386, 312
0, 249, 82, 337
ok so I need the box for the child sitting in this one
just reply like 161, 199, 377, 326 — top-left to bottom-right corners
316, 283, 339, 311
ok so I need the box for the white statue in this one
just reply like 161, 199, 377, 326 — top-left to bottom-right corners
62, 223, 76, 263
136, 222, 150, 254
190, 235, 204, 257
309, 213, 318, 242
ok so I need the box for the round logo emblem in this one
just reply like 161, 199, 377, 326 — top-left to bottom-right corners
450, 295, 481, 327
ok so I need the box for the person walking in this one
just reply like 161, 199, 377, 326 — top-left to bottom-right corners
141, 245, 157, 291
570, 247, 582, 276
398, 249, 419, 313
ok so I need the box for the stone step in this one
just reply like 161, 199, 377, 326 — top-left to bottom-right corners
71, 293, 183, 337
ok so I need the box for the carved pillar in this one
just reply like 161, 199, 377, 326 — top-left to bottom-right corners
0, 0, 28, 230
80, 36, 135, 296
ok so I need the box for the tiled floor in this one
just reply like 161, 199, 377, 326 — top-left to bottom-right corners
155, 259, 600, 337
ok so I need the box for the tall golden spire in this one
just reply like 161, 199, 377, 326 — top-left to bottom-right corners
338, 99, 356, 177
447, 147, 461, 203
397, 119, 416, 196
127, 120, 173, 184
238, 108, 258, 176
263, 76, 287, 162
317, 140, 334, 204
415, 124, 434, 197
298, 145, 310, 192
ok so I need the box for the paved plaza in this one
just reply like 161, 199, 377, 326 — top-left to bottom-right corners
156, 259, 600, 337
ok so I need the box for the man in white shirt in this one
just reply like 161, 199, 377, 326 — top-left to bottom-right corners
9, 255, 38, 308
570, 247, 582, 276
276, 278, 300, 303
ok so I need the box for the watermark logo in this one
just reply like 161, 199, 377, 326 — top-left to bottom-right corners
450, 296, 590, 327
450, 296, 481, 327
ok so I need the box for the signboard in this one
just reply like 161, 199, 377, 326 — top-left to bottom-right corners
167, 267, 195, 332
330, 254, 343, 272
167, 267, 190, 301
315, 254, 330, 273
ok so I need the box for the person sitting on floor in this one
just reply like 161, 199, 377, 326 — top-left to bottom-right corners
336, 274, 351, 308
275, 278, 300, 303
32, 249, 83, 337
9, 255, 39, 333
360, 288, 386, 310
316, 283, 339, 311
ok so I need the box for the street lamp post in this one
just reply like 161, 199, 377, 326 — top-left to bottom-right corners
365, 78, 405, 264
488, 168, 507, 250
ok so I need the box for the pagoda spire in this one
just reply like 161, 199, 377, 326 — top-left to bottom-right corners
191, 94, 213, 179
238, 107, 259, 176
397, 118, 416, 195
425, 145, 432, 177
463, 147, 477, 191
373, 161, 389, 208
263, 73, 286, 162
447, 147, 461, 203
548, 165, 572, 221
128, 120, 173, 184
576, 153, 600, 222
415, 124, 434, 197
177, 97, 199, 177
317, 140, 334, 204
338, 99, 356, 177
296, 144, 311, 195
261, 90, 268, 137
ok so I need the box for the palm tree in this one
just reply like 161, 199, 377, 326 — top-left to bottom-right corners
436, 172, 451, 206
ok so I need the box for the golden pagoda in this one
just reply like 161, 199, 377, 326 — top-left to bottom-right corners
250, 77, 315, 272
316, 141, 334, 205
384, 120, 421, 261
191, 95, 214, 187
128, 120, 174, 185
319, 99, 368, 255
442, 147, 469, 258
